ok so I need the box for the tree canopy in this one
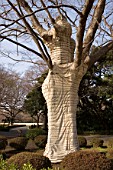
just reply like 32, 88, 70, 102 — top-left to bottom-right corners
77, 48, 113, 133
0, 65, 33, 124
0, 0, 113, 68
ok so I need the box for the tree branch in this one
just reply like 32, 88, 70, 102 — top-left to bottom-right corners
0, 35, 42, 57
17, 0, 46, 34
1, 2, 82, 34
83, 0, 106, 58
75, 0, 95, 66
7, 0, 53, 69
88, 41, 113, 68
40, 0, 55, 25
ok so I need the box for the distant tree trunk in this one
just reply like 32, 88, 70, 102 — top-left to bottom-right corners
42, 16, 88, 162
36, 114, 40, 128
43, 107, 48, 132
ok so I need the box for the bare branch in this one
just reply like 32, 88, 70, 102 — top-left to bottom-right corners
75, 0, 95, 66
0, 35, 42, 57
83, 0, 106, 58
103, 15, 113, 38
48, 0, 62, 16
6, 0, 52, 68
40, 0, 55, 25
17, 0, 46, 34
14, 3, 83, 19
1, 2, 82, 34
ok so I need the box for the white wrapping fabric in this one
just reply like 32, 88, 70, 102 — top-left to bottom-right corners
42, 63, 87, 162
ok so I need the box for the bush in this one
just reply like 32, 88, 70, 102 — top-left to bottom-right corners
8, 137, 28, 150
0, 152, 7, 160
106, 149, 113, 159
0, 135, 8, 150
29, 124, 37, 129
0, 154, 36, 170
0, 125, 9, 131
26, 128, 47, 140
21, 163, 36, 170
34, 135, 47, 149
107, 139, 113, 148
61, 151, 113, 170
0, 155, 17, 170
90, 138, 104, 147
78, 136, 87, 147
41, 168, 61, 170
7, 152, 52, 170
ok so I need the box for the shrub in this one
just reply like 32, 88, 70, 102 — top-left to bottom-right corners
78, 136, 87, 147
0, 154, 17, 170
0, 135, 8, 150
0, 152, 7, 160
0, 154, 36, 170
107, 139, 113, 148
0, 125, 9, 131
26, 128, 47, 140
90, 138, 104, 147
7, 152, 52, 170
106, 149, 113, 159
8, 137, 28, 150
61, 151, 113, 170
29, 124, 37, 129
21, 163, 36, 170
41, 168, 61, 170
34, 135, 47, 149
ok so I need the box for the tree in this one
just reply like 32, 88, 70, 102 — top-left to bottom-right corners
77, 48, 113, 133
24, 72, 47, 129
0, 0, 113, 163
0, 65, 29, 125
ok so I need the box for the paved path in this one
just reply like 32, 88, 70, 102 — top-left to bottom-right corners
1, 126, 113, 145
0, 126, 29, 138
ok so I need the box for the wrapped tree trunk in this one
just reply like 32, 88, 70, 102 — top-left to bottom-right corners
42, 16, 88, 162
42, 63, 87, 162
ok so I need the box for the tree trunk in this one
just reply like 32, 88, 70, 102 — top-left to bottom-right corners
41, 16, 88, 162
42, 62, 87, 162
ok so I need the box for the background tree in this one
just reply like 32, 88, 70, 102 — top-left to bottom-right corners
77, 48, 113, 133
0, 65, 30, 124
0, 0, 113, 163
24, 71, 47, 129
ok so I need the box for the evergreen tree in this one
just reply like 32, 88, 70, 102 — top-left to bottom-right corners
24, 72, 47, 129
77, 49, 113, 133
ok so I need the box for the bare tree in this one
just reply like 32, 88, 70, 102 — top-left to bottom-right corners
0, 65, 30, 125
0, 0, 113, 163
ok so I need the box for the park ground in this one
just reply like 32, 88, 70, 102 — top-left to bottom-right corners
1, 125, 113, 169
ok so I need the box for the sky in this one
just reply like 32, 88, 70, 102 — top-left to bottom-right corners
0, 53, 33, 75
0, 57, 32, 74
0, 39, 36, 75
